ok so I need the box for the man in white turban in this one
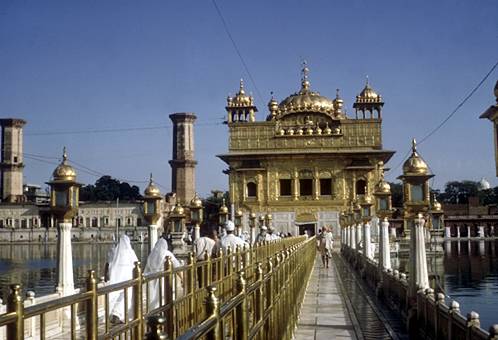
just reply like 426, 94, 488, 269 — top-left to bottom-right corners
108, 235, 138, 323
255, 225, 270, 243
144, 238, 182, 311
221, 220, 248, 253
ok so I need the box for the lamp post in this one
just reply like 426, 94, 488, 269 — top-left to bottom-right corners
234, 209, 243, 236
353, 200, 362, 253
398, 139, 433, 332
47, 147, 81, 296
360, 193, 373, 259
143, 174, 162, 252
429, 194, 444, 241
190, 193, 203, 241
249, 212, 257, 244
349, 204, 356, 250
169, 203, 187, 257
373, 171, 393, 271
218, 198, 229, 227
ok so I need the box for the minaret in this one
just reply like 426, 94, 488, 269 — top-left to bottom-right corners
169, 113, 197, 204
0, 118, 26, 203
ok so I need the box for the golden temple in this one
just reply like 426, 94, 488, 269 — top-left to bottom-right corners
218, 63, 395, 236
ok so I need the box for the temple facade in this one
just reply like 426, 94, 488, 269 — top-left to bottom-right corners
218, 64, 395, 236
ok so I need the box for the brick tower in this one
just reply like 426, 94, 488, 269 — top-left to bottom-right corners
0, 118, 26, 203
169, 113, 197, 204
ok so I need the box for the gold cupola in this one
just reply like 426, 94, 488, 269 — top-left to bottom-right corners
144, 173, 161, 197
402, 139, 430, 175
353, 77, 384, 119
275, 62, 338, 119
268, 92, 279, 119
226, 79, 258, 123
52, 147, 77, 181
333, 89, 345, 117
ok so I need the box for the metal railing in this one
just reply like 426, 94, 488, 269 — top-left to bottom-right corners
342, 244, 498, 340
0, 235, 315, 340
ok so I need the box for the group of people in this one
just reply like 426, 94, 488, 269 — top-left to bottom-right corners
104, 220, 316, 324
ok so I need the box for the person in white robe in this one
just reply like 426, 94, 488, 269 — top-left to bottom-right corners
144, 238, 182, 311
108, 235, 138, 323
320, 227, 334, 268
221, 221, 248, 253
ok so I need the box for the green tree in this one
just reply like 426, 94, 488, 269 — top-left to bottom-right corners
439, 180, 479, 204
79, 176, 142, 201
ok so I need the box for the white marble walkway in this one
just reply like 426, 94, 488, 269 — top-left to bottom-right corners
294, 255, 358, 340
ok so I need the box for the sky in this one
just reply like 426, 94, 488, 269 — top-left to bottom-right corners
0, 0, 497, 197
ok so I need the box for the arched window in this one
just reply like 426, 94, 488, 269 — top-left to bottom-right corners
356, 179, 367, 195
247, 182, 257, 198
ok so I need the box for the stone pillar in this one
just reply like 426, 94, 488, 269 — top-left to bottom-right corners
491, 226, 495, 237
408, 214, 429, 297
56, 222, 74, 295
355, 223, 362, 252
390, 226, 396, 239
445, 226, 451, 238
379, 218, 391, 270
148, 224, 159, 252
467, 226, 471, 238
194, 224, 201, 241
456, 226, 461, 238
351, 225, 356, 250
363, 222, 372, 259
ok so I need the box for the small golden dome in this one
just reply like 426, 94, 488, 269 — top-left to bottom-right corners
52, 147, 77, 181
249, 212, 256, 219
219, 198, 229, 214
375, 171, 391, 193
266, 213, 273, 220
315, 125, 322, 135
356, 77, 382, 102
306, 126, 313, 135
190, 192, 202, 208
144, 173, 161, 197
230, 79, 254, 107
172, 203, 185, 216
235, 209, 243, 217
362, 195, 373, 205
433, 200, 442, 211
287, 128, 295, 135
268, 94, 279, 113
297, 127, 304, 135
403, 139, 430, 175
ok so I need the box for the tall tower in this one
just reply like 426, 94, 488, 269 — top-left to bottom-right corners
0, 118, 26, 203
169, 113, 197, 204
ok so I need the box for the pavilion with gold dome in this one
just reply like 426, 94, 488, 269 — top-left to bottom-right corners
218, 64, 395, 236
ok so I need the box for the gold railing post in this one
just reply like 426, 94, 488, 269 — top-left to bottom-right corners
133, 261, 143, 340
86, 270, 98, 340
187, 253, 195, 325
163, 257, 174, 337
206, 286, 221, 340
264, 257, 273, 339
255, 262, 263, 326
236, 270, 248, 340
6, 284, 23, 340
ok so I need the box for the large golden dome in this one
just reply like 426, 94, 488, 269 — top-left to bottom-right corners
403, 139, 430, 175
144, 173, 161, 197
52, 147, 77, 181
278, 63, 337, 116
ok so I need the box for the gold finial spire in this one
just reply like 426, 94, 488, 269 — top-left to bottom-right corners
62, 146, 68, 163
239, 79, 245, 95
411, 138, 417, 153
149, 173, 154, 184
336, 88, 340, 99
301, 60, 310, 91
366, 75, 369, 86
